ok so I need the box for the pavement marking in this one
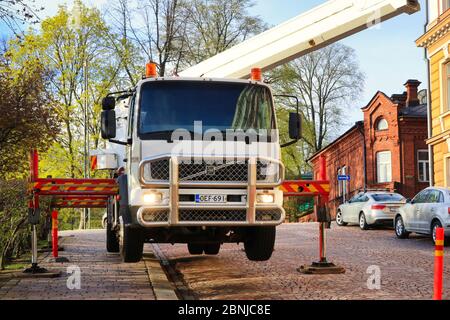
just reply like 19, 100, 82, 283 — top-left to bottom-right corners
143, 252, 178, 300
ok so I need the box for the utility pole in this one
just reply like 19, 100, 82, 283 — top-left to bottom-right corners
84, 59, 90, 229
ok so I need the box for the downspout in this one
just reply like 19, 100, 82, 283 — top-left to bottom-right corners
425, 0, 435, 186
357, 123, 367, 192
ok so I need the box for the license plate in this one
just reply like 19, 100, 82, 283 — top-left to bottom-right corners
195, 194, 227, 203
390, 208, 399, 213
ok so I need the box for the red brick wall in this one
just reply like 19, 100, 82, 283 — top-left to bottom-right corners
311, 91, 428, 219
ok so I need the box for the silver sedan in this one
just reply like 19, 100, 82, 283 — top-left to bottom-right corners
395, 187, 450, 243
336, 192, 406, 230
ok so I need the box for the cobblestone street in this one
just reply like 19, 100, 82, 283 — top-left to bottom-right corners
0, 223, 448, 300
159, 223, 450, 300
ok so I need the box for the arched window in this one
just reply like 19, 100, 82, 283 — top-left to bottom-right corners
376, 118, 388, 131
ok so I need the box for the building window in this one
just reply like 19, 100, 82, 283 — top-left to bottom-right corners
377, 151, 392, 183
446, 63, 450, 112
446, 157, 450, 188
337, 168, 342, 197
418, 150, 430, 183
443, 0, 450, 13
376, 118, 388, 131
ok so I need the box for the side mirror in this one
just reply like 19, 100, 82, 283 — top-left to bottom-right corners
101, 110, 116, 139
289, 112, 302, 140
102, 96, 116, 110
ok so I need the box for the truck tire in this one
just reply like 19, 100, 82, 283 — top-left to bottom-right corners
244, 227, 276, 261
204, 243, 221, 255
187, 243, 203, 255
120, 223, 144, 263
106, 223, 119, 253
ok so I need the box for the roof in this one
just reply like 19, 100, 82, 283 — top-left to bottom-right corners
399, 103, 427, 118
309, 121, 364, 161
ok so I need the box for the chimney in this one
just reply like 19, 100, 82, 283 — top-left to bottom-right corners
404, 80, 421, 107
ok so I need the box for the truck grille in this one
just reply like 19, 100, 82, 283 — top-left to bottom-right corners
179, 209, 247, 222
141, 209, 169, 222
143, 159, 274, 183
256, 209, 283, 222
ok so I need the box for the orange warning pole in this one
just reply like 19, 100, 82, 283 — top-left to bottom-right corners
434, 228, 445, 300
318, 155, 327, 262
52, 210, 58, 258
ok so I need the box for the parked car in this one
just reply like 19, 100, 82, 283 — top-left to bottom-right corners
394, 187, 450, 243
336, 192, 406, 230
102, 212, 107, 229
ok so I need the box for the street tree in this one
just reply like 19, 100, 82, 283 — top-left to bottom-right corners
182, 0, 266, 66
0, 48, 59, 179
271, 43, 365, 173
0, 0, 43, 34
105, 0, 187, 78
7, 2, 120, 179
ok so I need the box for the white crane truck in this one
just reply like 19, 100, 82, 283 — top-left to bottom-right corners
97, 0, 419, 262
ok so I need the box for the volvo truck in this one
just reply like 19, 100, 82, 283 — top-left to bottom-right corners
100, 66, 301, 262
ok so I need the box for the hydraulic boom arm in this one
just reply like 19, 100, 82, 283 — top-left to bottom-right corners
179, 0, 420, 79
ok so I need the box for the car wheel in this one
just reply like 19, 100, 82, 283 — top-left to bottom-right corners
204, 243, 221, 255
187, 243, 204, 255
431, 220, 443, 244
359, 213, 369, 230
336, 210, 347, 226
395, 216, 409, 239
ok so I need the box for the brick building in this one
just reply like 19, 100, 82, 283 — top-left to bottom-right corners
417, 0, 450, 188
310, 80, 429, 217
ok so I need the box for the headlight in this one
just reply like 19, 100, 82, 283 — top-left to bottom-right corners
143, 192, 163, 204
257, 194, 275, 204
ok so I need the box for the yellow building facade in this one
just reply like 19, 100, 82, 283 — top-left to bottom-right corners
417, 2, 450, 187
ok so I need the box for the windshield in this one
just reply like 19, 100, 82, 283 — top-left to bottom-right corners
371, 193, 405, 202
138, 81, 275, 139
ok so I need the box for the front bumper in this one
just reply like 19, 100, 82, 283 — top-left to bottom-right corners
135, 203, 285, 227
134, 156, 285, 227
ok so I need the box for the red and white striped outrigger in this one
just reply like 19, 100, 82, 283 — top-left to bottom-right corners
25, 149, 118, 274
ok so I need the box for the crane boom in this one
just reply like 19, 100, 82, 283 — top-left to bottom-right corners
179, 0, 420, 79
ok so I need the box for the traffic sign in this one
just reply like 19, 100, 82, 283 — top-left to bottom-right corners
338, 175, 351, 181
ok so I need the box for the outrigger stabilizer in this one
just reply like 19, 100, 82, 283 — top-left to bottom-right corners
23, 149, 118, 277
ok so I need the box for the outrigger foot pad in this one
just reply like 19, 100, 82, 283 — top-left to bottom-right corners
20, 264, 61, 278
298, 261, 346, 275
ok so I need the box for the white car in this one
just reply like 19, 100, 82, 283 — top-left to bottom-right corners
336, 192, 406, 230
102, 212, 108, 229
394, 187, 450, 243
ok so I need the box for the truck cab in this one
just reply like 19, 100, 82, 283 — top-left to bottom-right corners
100, 66, 301, 262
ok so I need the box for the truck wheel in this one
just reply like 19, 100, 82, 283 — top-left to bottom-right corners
120, 223, 144, 263
106, 223, 119, 253
244, 227, 276, 261
204, 243, 221, 255
187, 243, 204, 255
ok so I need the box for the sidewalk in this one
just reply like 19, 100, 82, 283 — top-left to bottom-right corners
0, 230, 174, 300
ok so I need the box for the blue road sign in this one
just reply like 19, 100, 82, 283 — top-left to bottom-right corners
338, 175, 351, 181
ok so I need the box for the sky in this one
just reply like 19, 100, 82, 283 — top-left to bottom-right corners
0, 0, 428, 133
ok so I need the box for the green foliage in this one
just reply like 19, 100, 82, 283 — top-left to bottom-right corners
0, 180, 30, 270
0, 49, 60, 179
